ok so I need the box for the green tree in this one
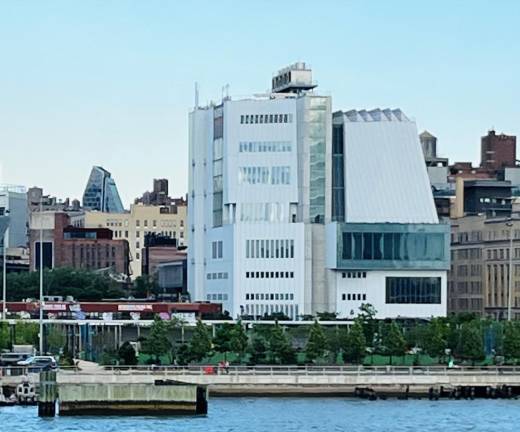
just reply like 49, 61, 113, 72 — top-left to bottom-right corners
460, 321, 485, 365
46, 325, 66, 355
357, 303, 377, 349
15, 321, 39, 347
118, 341, 138, 365
382, 321, 407, 365
343, 319, 367, 364
188, 320, 212, 363
213, 323, 233, 360
421, 318, 448, 360
0, 321, 11, 351
503, 321, 520, 362
267, 322, 295, 364
248, 334, 268, 365
305, 320, 328, 363
229, 321, 248, 363
142, 315, 172, 363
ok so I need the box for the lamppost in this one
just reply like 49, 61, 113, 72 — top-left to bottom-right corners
2, 209, 9, 320
39, 199, 44, 354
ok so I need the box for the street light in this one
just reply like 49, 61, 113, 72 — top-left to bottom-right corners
39, 199, 44, 354
2, 209, 9, 320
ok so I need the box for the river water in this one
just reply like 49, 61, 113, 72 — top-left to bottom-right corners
1, 398, 519, 432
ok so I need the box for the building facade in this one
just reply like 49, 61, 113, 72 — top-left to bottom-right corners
0, 185, 28, 251
480, 130, 516, 171
84, 203, 187, 279
29, 212, 129, 275
82, 166, 124, 213
449, 215, 520, 319
188, 63, 449, 320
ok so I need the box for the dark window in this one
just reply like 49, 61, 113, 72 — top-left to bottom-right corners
385, 277, 441, 304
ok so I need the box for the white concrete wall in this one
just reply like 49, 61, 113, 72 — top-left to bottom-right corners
333, 269, 447, 319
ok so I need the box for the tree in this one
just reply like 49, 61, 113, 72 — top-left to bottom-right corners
188, 320, 212, 363
118, 341, 138, 365
267, 322, 295, 364
46, 325, 66, 355
343, 319, 366, 364
305, 320, 327, 363
229, 321, 248, 363
357, 303, 377, 349
381, 321, 406, 365
0, 321, 11, 351
248, 334, 268, 365
460, 321, 485, 365
213, 323, 233, 360
316, 312, 338, 321
503, 321, 520, 362
421, 318, 448, 360
142, 315, 171, 363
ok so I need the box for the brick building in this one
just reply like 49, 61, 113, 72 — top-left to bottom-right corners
481, 130, 516, 171
29, 212, 129, 275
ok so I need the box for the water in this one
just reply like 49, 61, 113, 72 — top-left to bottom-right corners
1, 398, 519, 432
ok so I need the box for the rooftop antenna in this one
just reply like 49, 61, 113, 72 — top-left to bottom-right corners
221, 84, 230, 101
194, 82, 199, 109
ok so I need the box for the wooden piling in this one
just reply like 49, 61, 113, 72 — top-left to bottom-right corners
38, 370, 57, 417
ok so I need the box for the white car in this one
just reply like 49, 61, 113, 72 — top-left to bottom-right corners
17, 356, 57, 371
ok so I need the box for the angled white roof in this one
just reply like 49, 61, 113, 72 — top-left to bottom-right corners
339, 109, 438, 224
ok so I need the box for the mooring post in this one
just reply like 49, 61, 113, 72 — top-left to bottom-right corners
38, 370, 57, 417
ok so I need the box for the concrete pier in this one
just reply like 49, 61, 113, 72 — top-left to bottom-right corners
58, 381, 208, 416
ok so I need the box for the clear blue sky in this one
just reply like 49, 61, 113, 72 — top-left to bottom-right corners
1, 0, 519, 205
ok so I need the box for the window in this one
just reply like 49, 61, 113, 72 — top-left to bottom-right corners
385, 277, 441, 304
342, 230, 445, 262
212, 241, 223, 259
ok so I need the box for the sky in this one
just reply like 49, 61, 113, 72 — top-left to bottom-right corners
1, 0, 519, 206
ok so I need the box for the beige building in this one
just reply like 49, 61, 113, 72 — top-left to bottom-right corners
84, 203, 187, 279
450, 215, 520, 319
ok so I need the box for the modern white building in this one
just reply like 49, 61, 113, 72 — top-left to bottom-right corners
327, 110, 449, 319
188, 63, 449, 320
0, 184, 28, 251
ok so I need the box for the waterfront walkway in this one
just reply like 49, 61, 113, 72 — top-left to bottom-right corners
4, 365, 520, 395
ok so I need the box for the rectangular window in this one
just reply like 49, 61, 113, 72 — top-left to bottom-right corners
385, 277, 441, 304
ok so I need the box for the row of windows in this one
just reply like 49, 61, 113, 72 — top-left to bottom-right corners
240, 202, 289, 223
239, 141, 292, 153
246, 239, 295, 259
341, 293, 367, 301
342, 272, 367, 279
342, 232, 445, 262
212, 241, 223, 259
206, 272, 229, 280
246, 271, 294, 279
243, 303, 298, 320
238, 166, 291, 185
246, 293, 295, 301
206, 293, 229, 301
385, 277, 441, 304
240, 113, 293, 125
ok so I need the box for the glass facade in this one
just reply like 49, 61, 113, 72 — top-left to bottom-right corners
386, 277, 441, 304
308, 97, 327, 223
334, 222, 450, 270
213, 106, 224, 227
332, 123, 345, 222
82, 166, 124, 213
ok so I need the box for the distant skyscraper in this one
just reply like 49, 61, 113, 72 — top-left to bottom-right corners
82, 166, 124, 213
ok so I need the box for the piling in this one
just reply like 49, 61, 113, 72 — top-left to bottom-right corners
38, 370, 57, 417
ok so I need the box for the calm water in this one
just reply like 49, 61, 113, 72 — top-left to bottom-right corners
1, 398, 519, 432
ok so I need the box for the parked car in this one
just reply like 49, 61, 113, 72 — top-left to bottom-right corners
0, 352, 31, 367
17, 356, 57, 371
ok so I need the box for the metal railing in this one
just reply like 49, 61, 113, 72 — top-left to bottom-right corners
3, 365, 520, 378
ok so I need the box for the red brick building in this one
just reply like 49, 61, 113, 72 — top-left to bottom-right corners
30, 212, 129, 275
481, 130, 516, 171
